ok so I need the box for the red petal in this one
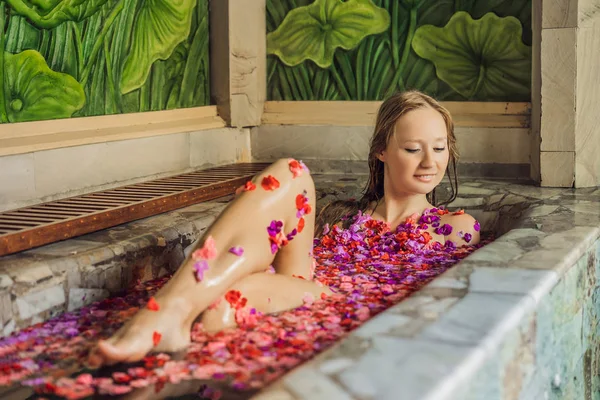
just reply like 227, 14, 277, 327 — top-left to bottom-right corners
297, 218, 305, 233
295, 194, 305, 209
238, 297, 248, 309
147, 297, 160, 311
245, 181, 256, 191
225, 290, 241, 307
261, 175, 280, 191
152, 331, 162, 346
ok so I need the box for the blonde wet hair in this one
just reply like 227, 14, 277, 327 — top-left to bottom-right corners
316, 90, 459, 236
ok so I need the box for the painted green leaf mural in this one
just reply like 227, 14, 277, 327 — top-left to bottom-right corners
120, 0, 197, 95
411, 11, 531, 100
267, 0, 532, 101
3, 50, 85, 122
5, 0, 113, 29
267, 0, 390, 68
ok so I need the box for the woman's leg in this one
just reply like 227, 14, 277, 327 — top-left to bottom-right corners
201, 272, 330, 331
88, 159, 320, 366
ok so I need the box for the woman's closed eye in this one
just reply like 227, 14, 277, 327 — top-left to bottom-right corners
404, 147, 446, 153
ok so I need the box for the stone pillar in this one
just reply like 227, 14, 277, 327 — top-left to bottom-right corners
575, 0, 600, 187
539, 0, 600, 187
209, 0, 266, 128
530, 0, 542, 183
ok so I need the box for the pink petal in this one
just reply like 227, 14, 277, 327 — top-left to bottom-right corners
193, 236, 217, 260
302, 292, 314, 305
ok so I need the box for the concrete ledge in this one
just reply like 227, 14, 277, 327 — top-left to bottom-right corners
251, 125, 532, 179
0, 127, 252, 213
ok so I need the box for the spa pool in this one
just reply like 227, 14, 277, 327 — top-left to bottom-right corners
0, 174, 598, 400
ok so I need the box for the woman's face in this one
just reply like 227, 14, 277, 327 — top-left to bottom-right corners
378, 107, 450, 196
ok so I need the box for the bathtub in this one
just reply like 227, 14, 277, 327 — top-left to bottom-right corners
254, 172, 600, 400
0, 167, 598, 400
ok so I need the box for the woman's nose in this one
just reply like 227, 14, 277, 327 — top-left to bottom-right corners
420, 150, 435, 167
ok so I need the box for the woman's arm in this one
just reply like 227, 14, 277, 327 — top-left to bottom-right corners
440, 213, 481, 245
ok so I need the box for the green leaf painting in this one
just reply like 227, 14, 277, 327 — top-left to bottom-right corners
5, 0, 114, 29
267, 0, 532, 101
267, 0, 390, 68
2, 50, 84, 122
120, 0, 197, 94
0, 0, 210, 124
412, 11, 531, 100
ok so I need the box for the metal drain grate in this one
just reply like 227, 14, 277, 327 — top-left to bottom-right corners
0, 163, 269, 257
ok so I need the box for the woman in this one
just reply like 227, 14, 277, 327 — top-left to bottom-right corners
88, 90, 480, 367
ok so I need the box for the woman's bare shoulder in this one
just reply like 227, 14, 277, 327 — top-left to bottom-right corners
440, 211, 481, 245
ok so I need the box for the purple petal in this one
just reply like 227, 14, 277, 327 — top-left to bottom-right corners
286, 228, 298, 241
270, 243, 279, 254
193, 260, 209, 281
300, 160, 309, 172
434, 223, 453, 236
229, 246, 244, 256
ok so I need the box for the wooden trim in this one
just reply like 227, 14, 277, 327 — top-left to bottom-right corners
262, 101, 532, 128
0, 106, 226, 156
0, 163, 269, 256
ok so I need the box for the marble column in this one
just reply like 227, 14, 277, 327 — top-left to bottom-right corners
209, 0, 266, 128
539, 0, 600, 187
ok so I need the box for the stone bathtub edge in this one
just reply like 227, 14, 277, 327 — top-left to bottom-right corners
254, 178, 600, 400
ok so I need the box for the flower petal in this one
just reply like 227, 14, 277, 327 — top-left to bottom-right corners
146, 297, 160, 311
193, 236, 217, 260
152, 331, 162, 346
228, 246, 244, 256
261, 175, 280, 191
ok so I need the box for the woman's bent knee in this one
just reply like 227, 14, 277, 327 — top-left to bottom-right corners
270, 158, 315, 186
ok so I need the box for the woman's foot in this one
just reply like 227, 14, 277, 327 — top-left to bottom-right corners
87, 296, 193, 367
